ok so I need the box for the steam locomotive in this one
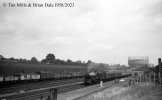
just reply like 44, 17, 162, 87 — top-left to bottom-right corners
84, 71, 131, 85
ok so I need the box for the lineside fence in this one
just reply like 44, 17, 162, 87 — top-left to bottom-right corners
129, 58, 162, 87
129, 73, 162, 86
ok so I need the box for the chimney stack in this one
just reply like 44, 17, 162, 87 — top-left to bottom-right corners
158, 58, 161, 72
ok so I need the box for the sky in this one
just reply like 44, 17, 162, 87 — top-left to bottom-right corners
0, 0, 162, 65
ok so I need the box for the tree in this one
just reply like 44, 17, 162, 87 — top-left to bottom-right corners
76, 60, 82, 64
0, 55, 3, 61
54, 59, 62, 64
9, 57, 15, 62
31, 57, 38, 63
46, 53, 55, 60
60, 60, 65, 64
87, 60, 92, 64
66, 59, 72, 64
41, 59, 47, 63
19, 58, 28, 63
43, 53, 56, 64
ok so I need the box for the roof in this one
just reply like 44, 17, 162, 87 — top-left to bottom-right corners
133, 66, 151, 73
37, 71, 53, 74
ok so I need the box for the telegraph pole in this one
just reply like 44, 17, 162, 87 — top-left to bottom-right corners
158, 58, 161, 86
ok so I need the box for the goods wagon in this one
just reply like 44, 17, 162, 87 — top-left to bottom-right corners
66, 73, 72, 78
60, 72, 67, 79
31, 74, 40, 80
54, 73, 61, 79
37, 71, 54, 80
0, 71, 86, 86
4, 76, 18, 81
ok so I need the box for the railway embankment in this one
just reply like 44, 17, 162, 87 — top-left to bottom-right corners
57, 79, 125, 100
77, 82, 162, 100
57, 78, 162, 100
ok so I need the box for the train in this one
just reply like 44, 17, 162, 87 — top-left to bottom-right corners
84, 71, 131, 85
0, 71, 86, 87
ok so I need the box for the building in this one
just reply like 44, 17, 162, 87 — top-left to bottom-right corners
132, 66, 151, 77
128, 56, 149, 69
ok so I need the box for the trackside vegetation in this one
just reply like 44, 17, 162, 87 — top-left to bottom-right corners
78, 83, 162, 100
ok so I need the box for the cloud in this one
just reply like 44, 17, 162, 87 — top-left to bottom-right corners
0, 0, 162, 64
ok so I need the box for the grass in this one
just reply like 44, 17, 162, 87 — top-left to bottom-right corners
78, 82, 162, 100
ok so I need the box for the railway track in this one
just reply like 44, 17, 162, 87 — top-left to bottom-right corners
73, 82, 115, 100
0, 78, 84, 95
0, 81, 85, 100
0, 76, 130, 100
